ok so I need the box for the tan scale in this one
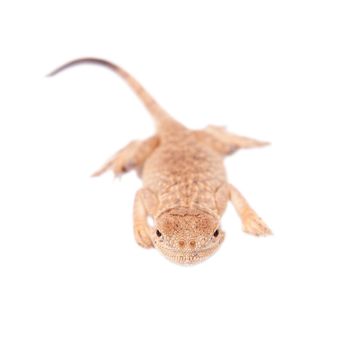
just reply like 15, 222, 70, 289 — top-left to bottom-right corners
48, 58, 272, 265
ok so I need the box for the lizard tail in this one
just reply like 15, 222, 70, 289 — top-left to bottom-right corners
47, 57, 185, 133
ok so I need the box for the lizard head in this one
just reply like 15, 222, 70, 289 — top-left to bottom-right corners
153, 207, 224, 265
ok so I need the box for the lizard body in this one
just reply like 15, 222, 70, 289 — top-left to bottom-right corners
48, 58, 271, 265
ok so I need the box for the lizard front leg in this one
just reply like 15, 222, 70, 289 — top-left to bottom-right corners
92, 135, 159, 177
228, 184, 272, 236
133, 188, 158, 248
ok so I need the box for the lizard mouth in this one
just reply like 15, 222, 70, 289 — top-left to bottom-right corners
157, 244, 222, 265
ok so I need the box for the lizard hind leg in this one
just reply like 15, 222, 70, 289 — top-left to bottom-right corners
203, 125, 270, 155
92, 135, 159, 177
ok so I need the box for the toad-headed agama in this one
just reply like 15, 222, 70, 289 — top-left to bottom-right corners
48, 58, 272, 265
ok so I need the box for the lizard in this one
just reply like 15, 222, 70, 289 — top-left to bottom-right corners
48, 58, 272, 265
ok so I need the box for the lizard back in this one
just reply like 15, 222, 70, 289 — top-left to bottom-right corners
142, 132, 227, 216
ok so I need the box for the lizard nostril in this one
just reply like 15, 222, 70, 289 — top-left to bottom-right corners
178, 240, 185, 248
189, 240, 196, 248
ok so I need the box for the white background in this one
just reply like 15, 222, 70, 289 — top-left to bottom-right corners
0, 1, 349, 349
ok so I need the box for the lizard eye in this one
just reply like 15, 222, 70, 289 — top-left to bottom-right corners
156, 230, 162, 237
213, 229, 219, 237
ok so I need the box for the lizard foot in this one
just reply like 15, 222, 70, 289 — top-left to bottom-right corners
134, 225, 154, 248
242, 213, 272, 236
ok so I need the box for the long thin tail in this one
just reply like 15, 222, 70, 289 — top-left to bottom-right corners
47, 58, 184, 132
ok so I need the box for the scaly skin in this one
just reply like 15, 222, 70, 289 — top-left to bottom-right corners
48, 58, 272, 265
